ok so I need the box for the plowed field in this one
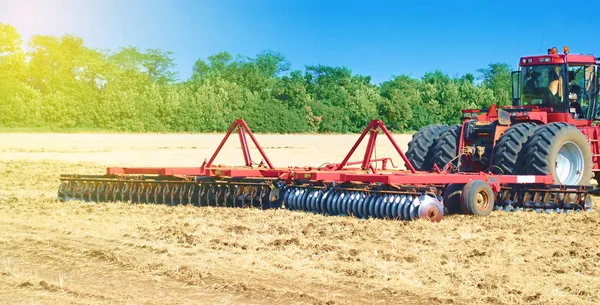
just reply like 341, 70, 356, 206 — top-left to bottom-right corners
1, 133, 599, 304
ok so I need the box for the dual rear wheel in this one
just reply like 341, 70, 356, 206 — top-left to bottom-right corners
408, 122, 594, 215
520, 123, 592, 185
494, 122, 592, 185
405, 124, 449, 170
407, 122, 593, 185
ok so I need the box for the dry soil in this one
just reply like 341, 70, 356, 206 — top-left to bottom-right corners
0, 133, 599, 305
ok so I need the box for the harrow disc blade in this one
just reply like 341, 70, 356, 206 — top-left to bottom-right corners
409, 197, 420, 220
225, 185, 236, 207
321, 189, 333, 215
418, 195, 444, 222
282, 187, 293, 209
313, 190, 324, 213
355, 193, 366, 219
380, 195, 391, 219
403, 197, 413, 220
389, 195, 401, 220
374, 195, 386, 219
292, 188, 304, 211
361, 194, 374, 219
367, 194, 378, 218
173, 184, 184, 205
340, 192, 351, 216
329, 191, 341, 216
287, 187, 298, 210
299, 189, 310, 212
351, 192, 363, 218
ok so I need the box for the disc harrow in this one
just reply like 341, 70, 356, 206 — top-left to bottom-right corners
494, 186, 593, 213
57, 119, 595, 222
58, 176, 276, 209
280, 184, 443, 221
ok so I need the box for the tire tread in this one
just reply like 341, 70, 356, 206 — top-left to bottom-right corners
522, 122, 592, 185
491, 123, 538, 174
431, 124, 462, 171
406, 124, 449, 170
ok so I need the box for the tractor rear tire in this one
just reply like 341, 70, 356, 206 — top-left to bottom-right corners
491, 123, 538, 174
522, 123, 593, 185
431, 124, 462, 171
406, 124, 449, 170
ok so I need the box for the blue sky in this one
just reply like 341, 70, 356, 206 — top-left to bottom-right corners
1, 0, 598, 84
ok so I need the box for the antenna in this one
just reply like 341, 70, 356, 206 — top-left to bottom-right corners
539, 33, 545, 54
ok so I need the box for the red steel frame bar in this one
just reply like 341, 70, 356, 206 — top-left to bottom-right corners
107, 167, 205, 176
108, 119, 275, 175
379, 121, 417, 173
336, 120, 417, 173
237, 119, 275, 169
291, 171, 554, 186
361, 129, 378, 170
323, 158, 395, 171
109, 119, 417, 176
238, 126, 252, 167
336, 120, 376, 171
105, 118, 556, 189
205, 119, 274, 169
205, 119, 239, 168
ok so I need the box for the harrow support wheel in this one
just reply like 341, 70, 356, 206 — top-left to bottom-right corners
460, 180, 495, 216
443, 183, 464, 214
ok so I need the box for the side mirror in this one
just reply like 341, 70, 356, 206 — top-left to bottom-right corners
511, 71, 521, 106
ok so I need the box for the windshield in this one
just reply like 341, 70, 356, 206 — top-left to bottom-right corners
519, 64, 595, 118
520, 65, 564, 107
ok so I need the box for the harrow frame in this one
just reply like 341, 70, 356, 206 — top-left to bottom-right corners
59, 118, 595, 221
101, 119, 554, 187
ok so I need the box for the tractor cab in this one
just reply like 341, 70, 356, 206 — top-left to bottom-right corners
512, 46, 600, 122
406, 47, 600, 190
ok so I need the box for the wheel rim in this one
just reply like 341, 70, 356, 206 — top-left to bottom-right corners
476, 191, 489, 211
556, 141, 584, 185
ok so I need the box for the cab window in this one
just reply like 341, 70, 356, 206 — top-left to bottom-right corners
521, 65, 564, 107
567, 65, 594, 119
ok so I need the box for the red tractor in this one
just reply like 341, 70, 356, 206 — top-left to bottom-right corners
407, 46, 600, 187
57, 46, 597, 219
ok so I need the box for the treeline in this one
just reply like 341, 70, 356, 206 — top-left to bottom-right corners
0, 23, 513, 133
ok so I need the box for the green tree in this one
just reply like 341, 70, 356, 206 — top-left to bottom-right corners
0, 23, 41, 127
110, 47, 177, 85
477, 63, 512, 106
380, 75, 419, 131
0, 21, 522, 133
